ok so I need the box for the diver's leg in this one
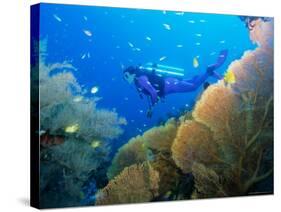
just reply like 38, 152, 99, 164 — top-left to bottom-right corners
164, 50, 228, 95
164, 73, 209, 95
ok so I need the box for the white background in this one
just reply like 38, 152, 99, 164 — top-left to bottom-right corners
0, 0, 280, 211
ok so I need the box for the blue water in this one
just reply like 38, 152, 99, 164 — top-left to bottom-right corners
39, 3, 256, 146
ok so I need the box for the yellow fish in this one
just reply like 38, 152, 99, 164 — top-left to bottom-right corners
65, 124, 80, 133
91, 140, 101, 149
224, 69, 236, 84
193, 56, 199, 68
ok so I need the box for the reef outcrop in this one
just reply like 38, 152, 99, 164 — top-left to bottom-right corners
38, 40, 126, 207
172, 19, 273, 197
99, 18, 273, 204
96, 162, 160, 205
107, 136, 147, 179
107, 118, 178, 179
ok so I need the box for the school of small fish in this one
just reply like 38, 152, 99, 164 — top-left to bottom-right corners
81, 52, 91, 59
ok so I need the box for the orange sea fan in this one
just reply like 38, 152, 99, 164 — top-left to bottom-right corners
250, 19, 274, 48
143, 118, 178, 154
107, 118, 178, 181
107, 135, 147, 179
192, 84, 239, 142
151, 155, 181, 196
230, 48, 273, 104
171, 120, 218, 173
191, 162, 226, 198
96, 162, 160, 205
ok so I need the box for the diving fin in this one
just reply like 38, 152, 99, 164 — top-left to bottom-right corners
207, 49, 228, 79
204, 82, 210, 90
216, 49, 228, 67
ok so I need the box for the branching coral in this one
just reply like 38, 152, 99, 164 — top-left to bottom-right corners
40, 139, 109, 207
107, 136, 147, 179
39, 44, 125, 141
38, 39, 126, 207
48, 140, 104, 180
96, 162, 160, 205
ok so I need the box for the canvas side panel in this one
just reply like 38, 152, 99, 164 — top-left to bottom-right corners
30, 4, 40, 209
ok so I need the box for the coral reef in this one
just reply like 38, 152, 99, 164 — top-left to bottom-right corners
39, 60, 125, 141
40, 139, 108, 207
192, 84, 240, 142
150, 155, 181, 197
96, 162, 160, 205
171, 19, 273, 197
172, 120, 218, 173
38, 39, 126, 207
48, 140, 104, 180
142, 118, 178, 154
249, 19, 274, 48
107, 118, 178, 180
104, 118, 186, 203
107, 136, 147, 179
38, 39, 126, 143
93, 18, 273, 206
38, 17, 273, 207
191, 162, 225, 198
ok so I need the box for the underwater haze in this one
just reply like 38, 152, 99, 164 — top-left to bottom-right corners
34, 3, 273, 209
40, 3, 255, 142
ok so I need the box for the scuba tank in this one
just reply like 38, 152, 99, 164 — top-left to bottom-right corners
139, 62, 185, 79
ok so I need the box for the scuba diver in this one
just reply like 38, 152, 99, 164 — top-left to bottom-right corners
123, 49, 228, 118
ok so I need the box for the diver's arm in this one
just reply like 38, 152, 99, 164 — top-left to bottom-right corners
137, 75, 158, 105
